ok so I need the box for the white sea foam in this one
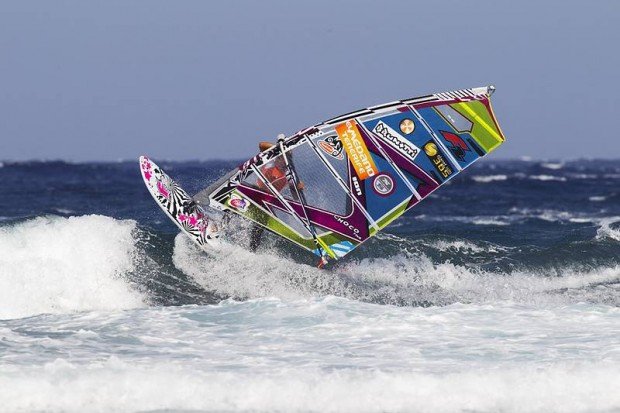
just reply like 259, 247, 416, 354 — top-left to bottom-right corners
596, 217, 620, 242
0, 359, 618, 413
173, 235, 620, 306
52, 207, 75, 214
471, 174, 508, 183
541, 162, 564, 170
472, 218, 510, 226
508, 207, 606, 224
378, 236, 507, 255
413, 214, 514, 226
0, 212, 619, 412
173, 236, 340, 300
482, 208, 619, 243
569, 173, 598, 180
0, 299, 619, 412
537, 210, 575, 222
427, 240, 486, 253
529, 174, 567, 182
409, 209, 620, 242
0, 215, 144, 319
589, 195, 607, 202
354, 256, 620, 305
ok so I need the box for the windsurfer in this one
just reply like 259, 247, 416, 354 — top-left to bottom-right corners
249, 138, 304, 252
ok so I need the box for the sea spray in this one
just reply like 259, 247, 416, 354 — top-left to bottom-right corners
0, 215, 144, 319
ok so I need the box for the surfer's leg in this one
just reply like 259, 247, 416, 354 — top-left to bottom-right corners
249, 225, 264, 252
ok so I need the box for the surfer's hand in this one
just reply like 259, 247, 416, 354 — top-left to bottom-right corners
297, 182, 305, 191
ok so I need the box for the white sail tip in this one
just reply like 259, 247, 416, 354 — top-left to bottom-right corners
470, 85, 496, 97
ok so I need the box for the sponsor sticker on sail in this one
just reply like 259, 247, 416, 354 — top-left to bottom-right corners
227, 193, 249, 212
423, 141, 454, 179
372, 120, 420, 162
336, 120, 378, 180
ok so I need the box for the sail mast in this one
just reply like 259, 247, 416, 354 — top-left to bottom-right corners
278, 138, 331, 265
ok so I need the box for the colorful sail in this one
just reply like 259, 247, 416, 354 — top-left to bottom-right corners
201, 86, 506, 261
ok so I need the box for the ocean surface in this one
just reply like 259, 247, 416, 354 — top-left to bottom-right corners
0, 158, 619, 412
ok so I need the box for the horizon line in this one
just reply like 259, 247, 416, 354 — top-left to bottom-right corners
1, 156, 619, 165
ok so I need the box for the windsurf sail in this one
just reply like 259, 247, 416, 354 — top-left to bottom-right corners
197, 85, 506, 262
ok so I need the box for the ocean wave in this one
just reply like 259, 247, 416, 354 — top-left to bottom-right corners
424, 240, 487, 254
412, 210, 604, 226
537, 210, 578, 222
568, 173, 598, 180
52, 207, 75, 215
0, 159, 76, 167
507, 207, 612, 224
596, 217, 620, 242
355, 256, 620, 306
1, 212, 618, 319
415, 209, 620, 230
173, 236, 344, 301
471, 218, 510, 226
173, 235, 620, 306
509, 212, 619, 242
471, 174, 508, 183
0, 215, 145, 319
589, 196, 607, 202
529, 174, 567, 182
413, 214, 514, 226
541, 162, 564, 170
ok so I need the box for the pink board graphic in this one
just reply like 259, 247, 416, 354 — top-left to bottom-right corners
139, 156, 219, 249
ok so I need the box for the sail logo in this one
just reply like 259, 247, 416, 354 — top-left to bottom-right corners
440, 130, 470, 162
372, 173, 395, 196
372, 121, 420, 162
227, 194, 249, 212
318, 136, 344, 160
351, 176, 362, 197
333, 215, 362, 240
424, 141, 453, 179
336, 120, 378, 180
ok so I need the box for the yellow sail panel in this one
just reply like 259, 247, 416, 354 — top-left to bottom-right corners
451, 99, 506, 154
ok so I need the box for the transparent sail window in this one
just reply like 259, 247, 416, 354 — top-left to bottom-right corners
286, 141, 350, 216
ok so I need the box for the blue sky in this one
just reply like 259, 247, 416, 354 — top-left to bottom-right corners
1, 0, 618, 161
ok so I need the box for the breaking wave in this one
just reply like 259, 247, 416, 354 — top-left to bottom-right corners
597, 218, 620, 242
173, 233, 620, 307
2, 212, 619, 320
0, 215, 145, 319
